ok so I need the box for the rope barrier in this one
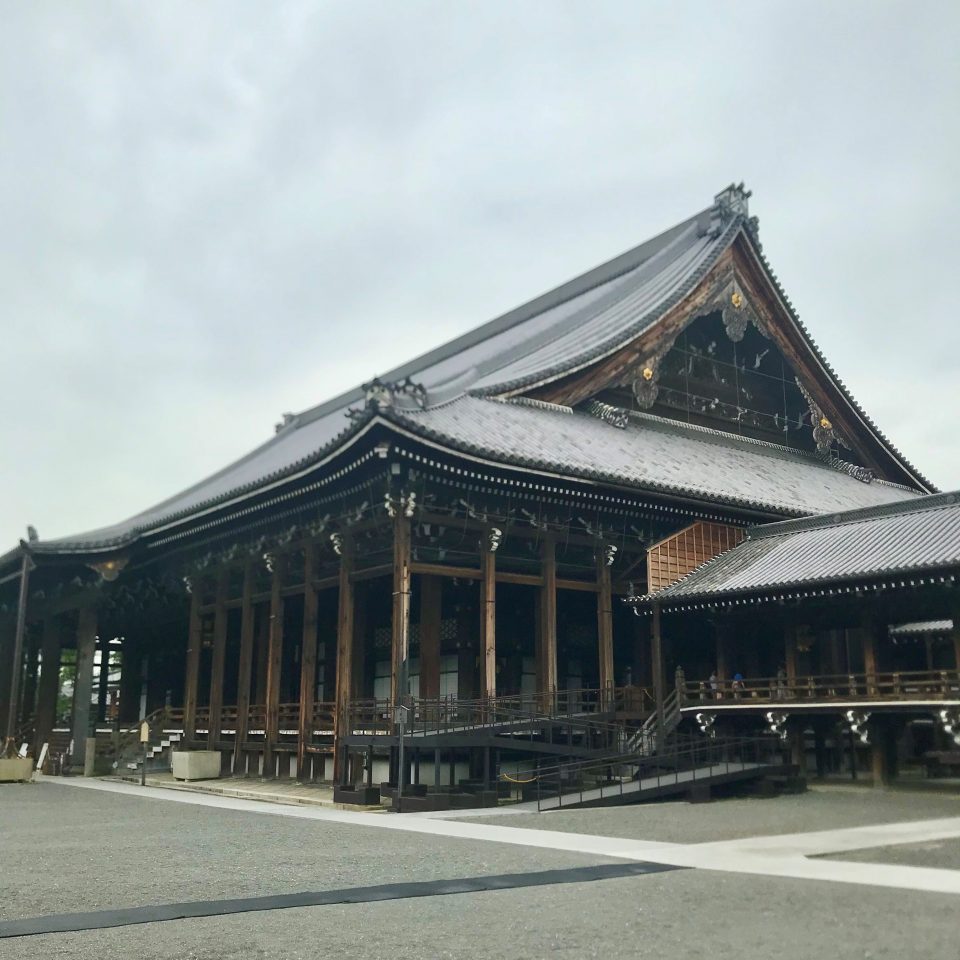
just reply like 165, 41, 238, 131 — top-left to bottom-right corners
500, 772, 538, 784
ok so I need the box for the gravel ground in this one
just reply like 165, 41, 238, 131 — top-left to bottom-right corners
825, 837, 960, 871
466, 785, 960, 843
0, 783, 613, 922
3, 869, 956, 960
2, 781, 958, 960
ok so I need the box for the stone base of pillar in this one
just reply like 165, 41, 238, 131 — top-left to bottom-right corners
83, 737, 97, 777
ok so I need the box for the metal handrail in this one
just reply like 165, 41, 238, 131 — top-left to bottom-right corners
528, 733, 781, 811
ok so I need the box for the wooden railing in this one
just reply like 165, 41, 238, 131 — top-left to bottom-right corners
169, 701, 336, 741
680, 670, 960, 706
344, 689, 632, 747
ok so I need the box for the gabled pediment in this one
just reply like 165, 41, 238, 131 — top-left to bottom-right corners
524, 229, 931, 492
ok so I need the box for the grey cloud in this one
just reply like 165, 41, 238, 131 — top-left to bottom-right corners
1, 0, 958, 544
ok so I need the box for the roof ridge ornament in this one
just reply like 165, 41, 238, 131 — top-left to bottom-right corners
585, 399, 629, 429
714, 182, 751, 223
347, 375, 428, 420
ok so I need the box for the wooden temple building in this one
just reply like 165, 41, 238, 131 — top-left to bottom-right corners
2, 183, 958, 796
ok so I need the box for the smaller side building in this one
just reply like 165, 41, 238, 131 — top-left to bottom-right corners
639, 491, 960, 784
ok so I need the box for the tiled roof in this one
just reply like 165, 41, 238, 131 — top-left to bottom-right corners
2, 185, 930, 562
11, 199, 735, 556
389, 397, 920, 518
650, 491, 960, 602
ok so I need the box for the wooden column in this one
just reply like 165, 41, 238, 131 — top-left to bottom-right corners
333, 537, 354, 782
33, 618, 62, 758
419, 575, 442, 700
596, 551, 614, 703
70, 607, 97, 773
182, 586, 203, 743
254, 604, 269, 706
207, 571, 229, 750
263, 555, 286, 777
20, 629, 40, 727
4, 554, 31, 746
951, 605, 960, 672
0, 619, 13, 743
233, 563, 255, 773
297, 546, 319, 775
352, 580, 367, 699
538, 535, 557, 711
481, 548, 496, 700
862, 618, 878, 695
651, 602, 665, 734
715, 624, 730, 682
95, 629, 110, 722
390, 514, 412, 707
784, 624, 798, 684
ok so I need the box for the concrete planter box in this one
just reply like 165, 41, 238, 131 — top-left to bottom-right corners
171, 750, 221, 782
334, 785, 382, 806
0, 757, 34, 782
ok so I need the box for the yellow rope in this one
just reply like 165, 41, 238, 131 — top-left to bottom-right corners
500, 772, 538, 784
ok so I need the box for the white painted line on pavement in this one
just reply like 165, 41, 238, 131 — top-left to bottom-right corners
42, 776, 960, 896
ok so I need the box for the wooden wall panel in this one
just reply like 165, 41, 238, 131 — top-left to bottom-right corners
646, 522, 744, 594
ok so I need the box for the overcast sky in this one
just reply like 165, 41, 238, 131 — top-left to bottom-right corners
2, 2, 958, 547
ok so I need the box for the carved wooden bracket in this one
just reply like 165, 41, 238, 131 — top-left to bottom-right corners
796, 379, 850, 453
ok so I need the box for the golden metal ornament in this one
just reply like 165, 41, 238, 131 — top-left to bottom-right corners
641, 366, 654, 381
730, 291, 743, 309
819, 416, 832, 430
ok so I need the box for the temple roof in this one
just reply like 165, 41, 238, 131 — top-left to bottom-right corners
388, 397, 919, 517
649, 491, 960, 604
4, 184, 932, 562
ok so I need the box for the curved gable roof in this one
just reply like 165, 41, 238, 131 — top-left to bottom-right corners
4, 186, 930, 563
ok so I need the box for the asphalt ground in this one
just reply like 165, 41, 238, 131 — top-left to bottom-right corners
1, 781, 958, 960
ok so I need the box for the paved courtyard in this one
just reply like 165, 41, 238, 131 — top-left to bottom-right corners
0, 779, 958, 959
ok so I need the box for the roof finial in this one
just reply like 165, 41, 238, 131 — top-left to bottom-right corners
714, 182, 751, 222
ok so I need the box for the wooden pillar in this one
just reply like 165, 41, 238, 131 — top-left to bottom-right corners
207, 571, 229, 750
481, 548, 496, 700
784, 624, 798, 685
4, 554, 31, 747
182, 585, 203, 743
390, 513, 412, 707
0, 619, 13, 743
70, 607, 98, 773
651, 603, 665, 730
951, 607, 960, 672
263, 554, 286, 777
333, 537, 354, 783
419, 575, 442, 700
298, 546, 319, 775
863, 618, 878, 695
20, 629, 40, 728
95, 629, 110, 722
233, 564, 255, 773
715, 624, 729, 682
254, 602, 269, 706
596, 550, 614, 702
33, 617, 62, 758
538, 535, 557, 711
352, 581, 367, 699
